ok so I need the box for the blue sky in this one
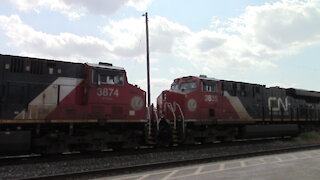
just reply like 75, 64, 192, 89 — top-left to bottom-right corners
0, 0, 319, 103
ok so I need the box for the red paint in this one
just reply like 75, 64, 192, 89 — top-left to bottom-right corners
157, 76, 239, 122
46, 64, 146, 121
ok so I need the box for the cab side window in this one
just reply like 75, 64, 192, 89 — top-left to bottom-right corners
202, 80, 217, 92
98, 74, 124, 85
93, 68, 124, 85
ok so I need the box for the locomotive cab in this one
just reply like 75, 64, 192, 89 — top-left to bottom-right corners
43, 62, 146, 121
93, 65, 125, 86
157, 76, 226, 122
157, 75, 260, 145
156, 76, 231, 144
158, 75, 251, 124
83, 63, 146, 121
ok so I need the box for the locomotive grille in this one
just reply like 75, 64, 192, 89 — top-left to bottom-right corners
10, 58, 24, 73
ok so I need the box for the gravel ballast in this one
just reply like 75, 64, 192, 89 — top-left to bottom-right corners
0, 139, 320, 179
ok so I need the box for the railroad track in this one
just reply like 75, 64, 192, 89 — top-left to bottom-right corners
2, 139, 320, 180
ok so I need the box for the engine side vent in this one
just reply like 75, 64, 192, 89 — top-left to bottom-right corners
10, 58, 24, 73
30, 60, 43, 74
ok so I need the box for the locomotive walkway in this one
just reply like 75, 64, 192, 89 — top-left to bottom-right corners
97, 148, 320, 180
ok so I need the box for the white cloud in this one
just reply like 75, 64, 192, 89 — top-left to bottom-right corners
61, 0, 127, 16
0, 14, 173, 62
127, 0, 153, 11
2, 0, 320, 74
229, 0, 320, 52
180, 0, 320, 73
102, 17, 145, 59
7, 0, 65, 11
6, 0, 153, 19
101, 16, 190, 59
103, 1, 320, 73
6, 0, 81, 20
0, 14, 185, 63
0, 15, 114, 61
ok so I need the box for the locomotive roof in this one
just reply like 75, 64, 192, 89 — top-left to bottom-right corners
0, 54, 125, 71
86, 63, 125, 71
177, 76, 219, 81
177, 76, 263, 87
221, 79, 264, 87
198, 76, 219, 81
288, 88, 320, 98
0, 53, 82, 65
197, 76, 263, 86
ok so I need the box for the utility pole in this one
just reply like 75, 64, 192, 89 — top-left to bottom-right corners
143, 12, 151, 107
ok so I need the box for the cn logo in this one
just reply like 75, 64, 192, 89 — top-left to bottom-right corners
268, 96, 290, 111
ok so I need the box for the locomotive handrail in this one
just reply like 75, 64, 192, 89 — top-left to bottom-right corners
153, 108, 160, 131
173, 102, 185, 136
146, 106, 151, 135
165, 102, 177, 129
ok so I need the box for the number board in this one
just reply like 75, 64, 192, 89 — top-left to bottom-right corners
96, 88, 119, 97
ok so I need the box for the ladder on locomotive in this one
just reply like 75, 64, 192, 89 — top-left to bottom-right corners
165, 102, 185, 143
146, 105, 164, 145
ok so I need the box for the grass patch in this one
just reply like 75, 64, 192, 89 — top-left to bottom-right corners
294, 131, 320, 143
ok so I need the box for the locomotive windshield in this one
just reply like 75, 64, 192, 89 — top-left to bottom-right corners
181, 82, 197, 91
93, 68, 124, 85
170, 81, 197, 92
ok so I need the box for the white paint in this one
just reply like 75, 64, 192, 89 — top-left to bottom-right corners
161, 170, 178, 180
136, 174, 150, 180
223, 91, 252, 119
268, 96, 290, 111
15, 77, 83, 119
96, 88, 119, 97
194, 166, 204, 175
129, 110, 135, 116
204, 94, 218, 102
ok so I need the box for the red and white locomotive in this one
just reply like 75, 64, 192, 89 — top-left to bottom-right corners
156, 75, 320, 144
0, 54, 146, 154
